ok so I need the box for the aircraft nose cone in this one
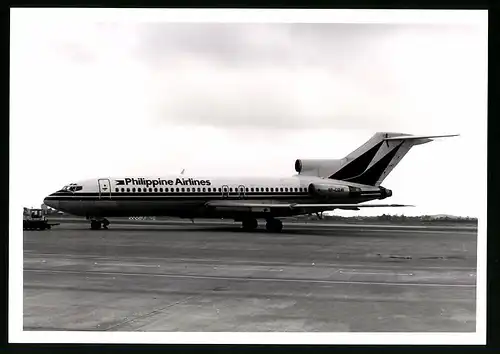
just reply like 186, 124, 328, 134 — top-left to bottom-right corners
43, 197, 59, 210
386, 189, 393, 197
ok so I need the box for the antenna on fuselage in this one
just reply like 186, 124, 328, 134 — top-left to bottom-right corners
181, 169, 185, 175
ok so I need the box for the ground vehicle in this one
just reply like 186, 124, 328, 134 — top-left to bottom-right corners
23, 208, 58, 230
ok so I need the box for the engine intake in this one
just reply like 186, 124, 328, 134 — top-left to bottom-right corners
295, 159, 343, 176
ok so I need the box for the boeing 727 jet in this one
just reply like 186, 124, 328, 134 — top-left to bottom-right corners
43, 132, 457, 232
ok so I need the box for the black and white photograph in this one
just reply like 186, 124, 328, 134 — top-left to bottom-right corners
10, 8, 487, 345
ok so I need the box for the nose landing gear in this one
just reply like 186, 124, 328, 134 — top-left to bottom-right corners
90, 218, 110, 230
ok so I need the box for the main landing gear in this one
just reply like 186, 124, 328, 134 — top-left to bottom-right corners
90, 218, 110, 230
241, 218, 258, 231
240, 218, 283, 232
265, 218, 283, 233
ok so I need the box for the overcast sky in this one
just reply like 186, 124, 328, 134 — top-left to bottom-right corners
10, 9, 487, 217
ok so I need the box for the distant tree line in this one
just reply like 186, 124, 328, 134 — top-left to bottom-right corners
294, 213, 478, 224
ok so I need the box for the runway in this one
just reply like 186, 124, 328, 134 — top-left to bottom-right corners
23, 221, 477, 332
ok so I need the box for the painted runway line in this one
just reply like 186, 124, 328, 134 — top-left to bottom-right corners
24, 268, 475, 288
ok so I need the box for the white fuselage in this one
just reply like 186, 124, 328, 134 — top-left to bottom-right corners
43, 175, 388, 220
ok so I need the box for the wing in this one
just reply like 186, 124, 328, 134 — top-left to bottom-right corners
205, 200, 413, 212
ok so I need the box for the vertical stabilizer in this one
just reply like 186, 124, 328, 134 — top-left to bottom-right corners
331, 133, 458, 186
295, 132, 457, 184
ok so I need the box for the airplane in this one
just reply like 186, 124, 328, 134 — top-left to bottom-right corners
43, 132, 458, 232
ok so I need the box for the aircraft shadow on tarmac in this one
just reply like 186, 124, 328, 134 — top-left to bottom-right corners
68, 226, 339, 236
50, 224, 467, 238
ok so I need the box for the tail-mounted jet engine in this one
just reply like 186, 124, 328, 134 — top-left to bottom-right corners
307, 183, 353, 198
295, 159, 343, 177
308, 183, 391, 200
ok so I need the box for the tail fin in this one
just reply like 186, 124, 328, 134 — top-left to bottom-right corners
329, 132, 458, 186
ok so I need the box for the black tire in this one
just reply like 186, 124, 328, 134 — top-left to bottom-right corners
265, 219, 283, 233
274, 220, 283, 233
102, 219, 110, 229
90, 221, 101, 230
242, 218, 258, 230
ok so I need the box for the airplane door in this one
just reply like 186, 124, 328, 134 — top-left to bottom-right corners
98, 179, 112, 199
221, 185, 229, 199
237, 185, 246, 199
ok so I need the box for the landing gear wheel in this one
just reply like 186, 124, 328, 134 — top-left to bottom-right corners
102, 218, 110, 230
90, 220, 102, 230
242, 218, 258, 230
265, 219, 283, 233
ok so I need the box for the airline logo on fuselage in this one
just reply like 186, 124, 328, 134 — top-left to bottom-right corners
115, 178, 212, 188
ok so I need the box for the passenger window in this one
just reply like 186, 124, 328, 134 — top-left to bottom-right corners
121, 188, 125, 192
265, 187, 269, 192
198, 188, 201, 192
115, 188, 119, 192
229, 188, 233, 192
154, 188, 158, 192
203, 188, 206, 192
280, 188, 283, 192
132, 188, 136, 192
127, 188, 130, 192
181, 188, 185, 192
294, 188, 298, 192
285, 188, 288, 192
148, 188, 151, 192
187, 188, 190, 192
160, 188, 163, 192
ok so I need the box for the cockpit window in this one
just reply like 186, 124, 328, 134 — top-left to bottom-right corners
61, 184, 83, 192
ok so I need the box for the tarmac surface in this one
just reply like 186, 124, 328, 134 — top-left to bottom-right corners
23, 220, 477, 332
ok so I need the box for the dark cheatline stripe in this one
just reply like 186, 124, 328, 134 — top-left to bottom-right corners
47, 192, 307, 197
65, 192, 304, 196
346, 142, 404, 186
45, 193, 309, 201
329, 141, 383, 180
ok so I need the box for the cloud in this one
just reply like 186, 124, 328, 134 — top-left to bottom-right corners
135, 23, 295, 67
134, 23, 484, 132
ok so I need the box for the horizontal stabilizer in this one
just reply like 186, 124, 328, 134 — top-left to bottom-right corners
383, 134, 459, 141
